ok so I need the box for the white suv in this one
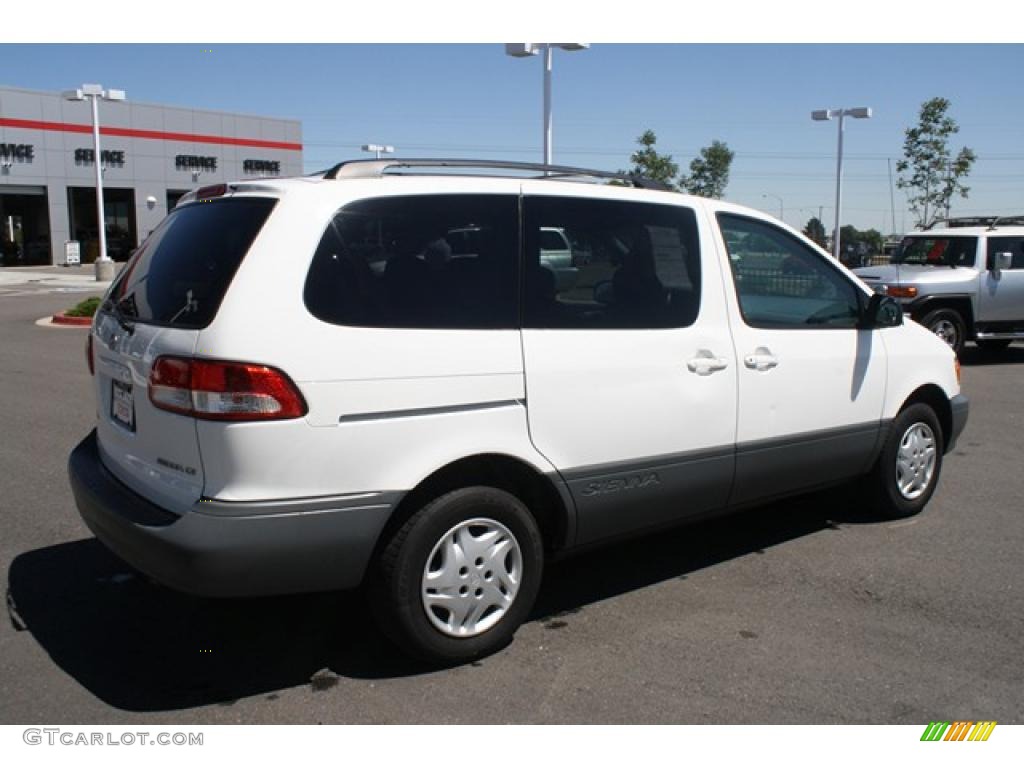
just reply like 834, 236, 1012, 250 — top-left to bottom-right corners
69, 159, 968, 663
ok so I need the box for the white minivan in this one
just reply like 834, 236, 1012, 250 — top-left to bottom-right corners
69, 159, 968, 663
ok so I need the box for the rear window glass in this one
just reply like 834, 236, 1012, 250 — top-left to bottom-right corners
109, 197, 276, 328
893, 236, 976, 267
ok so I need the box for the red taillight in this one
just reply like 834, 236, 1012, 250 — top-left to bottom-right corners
86, 333, 94, 376
149, 356, 193, 416
149, 356, 307, 421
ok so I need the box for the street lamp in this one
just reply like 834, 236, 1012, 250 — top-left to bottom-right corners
812, 106, 871, 261
505, 43, 589, 165
761, 193, 784, 223
361, 144, 395, 160
63, 84, 125, 281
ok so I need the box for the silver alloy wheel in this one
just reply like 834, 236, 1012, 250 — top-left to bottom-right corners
896, 422, 937, 500
930, 319, 958, 348
421, 517, 523, 638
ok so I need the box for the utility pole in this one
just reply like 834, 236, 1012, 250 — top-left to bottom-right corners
888, 158, 897, 235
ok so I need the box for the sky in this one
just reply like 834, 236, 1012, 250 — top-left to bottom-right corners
1, 42, 1022, 233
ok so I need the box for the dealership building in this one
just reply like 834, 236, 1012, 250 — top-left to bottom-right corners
0, 85, 303, 266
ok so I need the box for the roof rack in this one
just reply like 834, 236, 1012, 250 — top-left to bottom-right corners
924, 215, 1024, 230
319, 158, 673, 191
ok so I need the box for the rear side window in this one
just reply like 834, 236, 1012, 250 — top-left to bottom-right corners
304, 195, 519, 329
522, 197, 701, 329
987, 236, 1024, 269
110, 197, 276, 329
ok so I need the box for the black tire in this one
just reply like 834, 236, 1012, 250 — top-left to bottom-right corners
920, 308, 966, 356
863, 403, 944, 519
976, 339, 1012, 353
369, 486, 543, 664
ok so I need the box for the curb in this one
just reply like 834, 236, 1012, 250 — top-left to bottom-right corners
50, 312, 93, 327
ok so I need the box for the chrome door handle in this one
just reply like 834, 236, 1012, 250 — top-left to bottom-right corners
744, 348, 778, 371
687, 350, 729, 376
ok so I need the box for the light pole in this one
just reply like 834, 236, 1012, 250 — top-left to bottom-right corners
505, 43, 589, 165
812, 106, 871, 260
361, 144, 395, 160
761, 193, 784, 223
63, 84, 125, 281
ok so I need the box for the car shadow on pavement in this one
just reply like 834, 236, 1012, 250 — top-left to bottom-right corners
7, 488, 871, 712
959, 344, 1024, 367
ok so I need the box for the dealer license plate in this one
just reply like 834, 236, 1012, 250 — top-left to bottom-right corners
111, 379, 135, 432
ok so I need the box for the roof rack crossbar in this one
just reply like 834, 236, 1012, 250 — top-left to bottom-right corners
320, 158, 673, 191
924, 215, 1024, 230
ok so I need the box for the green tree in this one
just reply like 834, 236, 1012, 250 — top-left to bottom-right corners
803, 217, 827, 247
861, 228, 884, 254
838, 225, 885, 262
896, 97, 976, 229
624, 130, 679, 189
680, 140, 734, 199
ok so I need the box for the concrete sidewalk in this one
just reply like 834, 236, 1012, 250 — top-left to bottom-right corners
0, 264, 123, 292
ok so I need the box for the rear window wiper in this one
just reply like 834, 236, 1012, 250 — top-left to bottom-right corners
168, 290, 199, 325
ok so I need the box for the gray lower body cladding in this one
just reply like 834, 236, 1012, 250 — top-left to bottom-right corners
949, 394, 969, 452
68, 430, 396, 597
563, 421, 889, 547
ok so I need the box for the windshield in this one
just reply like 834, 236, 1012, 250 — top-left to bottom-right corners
892, 236, 977, 267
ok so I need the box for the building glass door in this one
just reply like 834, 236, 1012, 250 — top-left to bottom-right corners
0, 187, 51, 266
68, 187, 138, 262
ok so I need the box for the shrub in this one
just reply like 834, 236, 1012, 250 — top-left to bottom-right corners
64, 296, 102, 318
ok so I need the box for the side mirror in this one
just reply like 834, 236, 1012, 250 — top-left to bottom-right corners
861, 293, 903, 329
992, 251, 1013, 276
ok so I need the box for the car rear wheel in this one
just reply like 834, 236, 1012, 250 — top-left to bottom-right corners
369, 486, 543, 664
863, 403, 944, 518
920, 309, 965, 356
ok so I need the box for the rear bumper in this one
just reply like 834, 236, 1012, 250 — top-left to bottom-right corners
68, 430, 397, 597
948, 394, 969, 453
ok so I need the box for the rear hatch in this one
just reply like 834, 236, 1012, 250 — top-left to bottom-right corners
91, 194, 277, 514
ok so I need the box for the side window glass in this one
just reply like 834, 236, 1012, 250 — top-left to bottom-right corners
717, 214, 862, 329
523, 197, 701, 329
988, 237, 1024, 270
304, 195, 519, 329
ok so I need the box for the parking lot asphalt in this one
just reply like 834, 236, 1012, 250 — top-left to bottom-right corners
1, 290, 1021, 725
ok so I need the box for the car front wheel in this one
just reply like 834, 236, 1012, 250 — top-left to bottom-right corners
864, 403, 944, 518
369, 486, 544, 664
920, 308, 965, 356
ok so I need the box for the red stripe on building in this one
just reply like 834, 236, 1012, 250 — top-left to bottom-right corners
0, 117, 302, 152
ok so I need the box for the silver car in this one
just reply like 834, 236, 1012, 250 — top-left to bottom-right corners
854, 222, 1024, 354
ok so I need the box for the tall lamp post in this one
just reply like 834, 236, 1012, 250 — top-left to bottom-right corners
361, 143, 395, 160
761, 193, 784, 223
812, 106, 871, 261
63, 84, 125, 281
505, 43, 588, 165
